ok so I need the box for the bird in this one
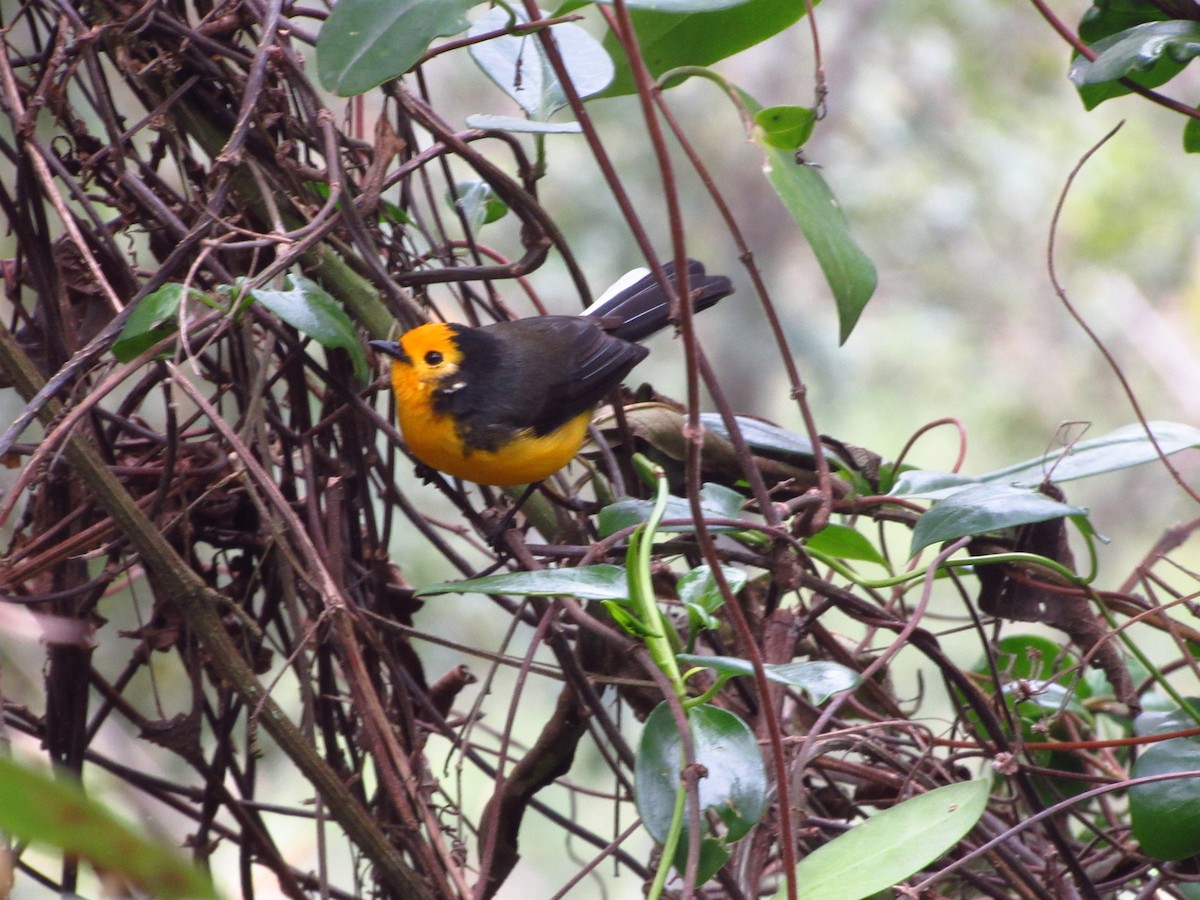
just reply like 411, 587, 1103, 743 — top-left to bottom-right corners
370, 259, 733, 487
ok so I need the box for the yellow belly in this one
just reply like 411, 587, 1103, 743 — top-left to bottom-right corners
396, 398, 591, 486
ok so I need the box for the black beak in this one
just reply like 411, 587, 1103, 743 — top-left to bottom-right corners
369, 340, 409, 363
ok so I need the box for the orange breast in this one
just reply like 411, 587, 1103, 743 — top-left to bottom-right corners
387, 323, 591, 485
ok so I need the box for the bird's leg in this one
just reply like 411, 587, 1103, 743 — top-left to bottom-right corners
482, 482, 539, 553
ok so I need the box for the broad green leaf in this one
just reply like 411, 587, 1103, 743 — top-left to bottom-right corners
1079, 0, 1170, 45
677, 654, 862, 705
316, 0, 473, 96
600, 0, 813, 97
466, 113, 583, 133
112, 283, 189, 362
754, 105, 816, 150
1075, 1, 1176, 107
699, 413, 815, 460
446, 181, 508, 233
596, 0, 751, 9
0, 757, 217, 898
1130, 738, 1200, 859
806, 523, 887, 566
780, 779, 991, 900
250, 274, 368, 381
739, 89, 876, 343
889, 470, 979, 499
980, 634, 1080, 684
416, 564, 628, 600
1185, 111, 1200, 153
678, 564, 746, 613
598, 482, 746, 536
909, 483, 1087, 556
636, 702, 767, 845
978, 421, 1200, 486
1070, 20, 1200, 87
470, 6, 613, 121
678, 565, 746, 638
1134, 701, 1200, 736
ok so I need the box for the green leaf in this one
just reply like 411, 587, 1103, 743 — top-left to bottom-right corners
597, 0, 752, 9
635, 702, 767, 845
1074, 0, 1176, 106
678, 565, 745, 637
889, 470, 979, 499
1135, 701, 1200, 736
470, 6, 613, 120
1130, 738, 1200, 860
1070, 20, 1200, 87
677, 654, 862, 705
0, 757, 217, 898
316, 0, 474, 96
112, 283, 189, 362
1184, 111, 1200, 152
600, 0, 813, 97
909, 483, 1087, 556
676, 837, 731, 888
602, 598, 662, 637
699, 413, 815, 460
754, 105, 816, 150
978, 421, 1200, 486
598, 482, 746, 536
250, 274, 368, 381
1079, 0, 1170, 45
678, 564, 746, 613
465, 113, 583, 133
739, 88, 876, 343
780, 779, 991, 900
446, 181, 508, 233
416, 564, 629, 600
980, 634, 1080, 683
1000, 680, 1089, 718
806, 523, 887, 566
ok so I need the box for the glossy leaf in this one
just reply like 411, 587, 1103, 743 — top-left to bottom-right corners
1185, 111, 1200, 152
251, 275, 368, 382
1070, 20, 1200, 87
1075, 0, 1176, 107
755, 105, 816, 150
469, 6, 613, 120
1130, 738, 1200, 859
601, 0, 812, 97
780, 779, 991, 900
739, 89, 876, 343
635, 702, 767, 844
678, 565, 745, 634
112, 283, 188, 362
978, 421, 1200, 486
466, 113, 583, 133
596, 0, 751, 9
316, 0, 473, 96
677, 654, 862, 705
806, 523, 887, 566
598, 482, 746, 536
0, 756, 217, 898
416, 564, 629, 600
982, 634, 1080, 683
699, 413, 816, 460
909, 483, 1087, 556
889, 470, 979, 499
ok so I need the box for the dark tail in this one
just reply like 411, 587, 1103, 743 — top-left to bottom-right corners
586, 259, 733, 343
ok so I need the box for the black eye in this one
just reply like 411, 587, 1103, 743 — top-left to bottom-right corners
424, 350, 443, 365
